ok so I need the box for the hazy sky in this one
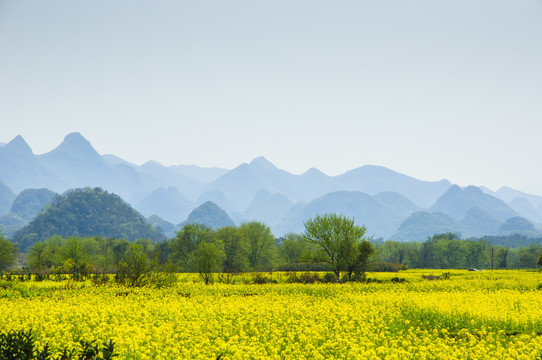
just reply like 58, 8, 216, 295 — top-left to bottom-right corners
1, 1, 541, 194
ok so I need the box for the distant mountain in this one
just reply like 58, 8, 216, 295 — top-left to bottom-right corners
459, 206, 502, 238
0, 135, 67, 193
147, 215, 176, 239
169, 164, 228, 184
507, 197, 542, 224
391, 211, 459, 242
243, 189, 293, 226
179, 201, 235, 230
38, 133, 145, 199
0, 212, 27, 239
204, 158, 451, 212
135, 187, 194, 224
10, 188, 57, 221
332, 165, 451, 208
0, 180, 15, 216
374, 192, 421, 215
273, 191, 407, 239
15, 187, 164, 251
499, 217, 536, 235
492, 186, 542, 208
430, 185, 517, 222
196, 190, 235, 214
137, 161, 205, 200
5, 133, 542, 242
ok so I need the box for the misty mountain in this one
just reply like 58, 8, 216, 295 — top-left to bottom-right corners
499, 217, 536, 235
15, 187, 164, 251
492, 186, 542, 208
0, 180, 15, 216
374, 191, 421, 215
10, 188, 57, 221
137, 161, 205, 200
273, 191, 407, 239
0, 212, 27, 239
0, 135, 68, 193
332, 165, 451, 208
169, 164, 228, 184
458, 206, 502, 238
39, 133, 145, 199
430, 185, 518, 222
147, 215, 176, 238
179, 201, 235, 230
135, 187, 194, 224
391, 211, 459, 242
243, 189, 293, 226
507, 197, 542, 223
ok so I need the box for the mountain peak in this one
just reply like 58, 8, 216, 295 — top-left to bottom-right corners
249, 156, 277, 171
47, 132, 100, 159
62, 132, 92, 148
4, 135, 33, 156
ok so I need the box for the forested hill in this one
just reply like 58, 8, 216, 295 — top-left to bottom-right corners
14, 187, 164, 251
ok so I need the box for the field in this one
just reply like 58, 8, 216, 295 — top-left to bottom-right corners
1, 270, 542, 359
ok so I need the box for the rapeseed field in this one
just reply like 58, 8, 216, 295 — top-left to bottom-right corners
1, 270, 542, 359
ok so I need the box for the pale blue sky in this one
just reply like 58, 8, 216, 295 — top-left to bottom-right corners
1, 1, 541, 194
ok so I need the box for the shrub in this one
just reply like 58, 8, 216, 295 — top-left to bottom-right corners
0, 329, 118, 360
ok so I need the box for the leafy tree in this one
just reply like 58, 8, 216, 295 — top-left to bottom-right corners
0, 232, 17, 270
192, 240, 225, 285
27, 241, 47, 273
116, 243, 152, 287
302, 214, 374, 280
277, 233, 314, 265
239, 221, 276, 271
538, 252, 542, 268
217, 226, 249, 274
169, 224, 215, 270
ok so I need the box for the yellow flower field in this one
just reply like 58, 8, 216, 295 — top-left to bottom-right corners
1, 270, 542, 359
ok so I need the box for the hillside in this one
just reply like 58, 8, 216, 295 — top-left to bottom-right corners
10, 188, 57, 221
430, 185, 517, 221
0, 180, 15, 216
135, 187, 194, 224
179, 201, 235, 230
273, 191, 408, 239
15, 187, 164, 251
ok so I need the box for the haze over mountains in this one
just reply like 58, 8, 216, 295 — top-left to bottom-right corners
1, 132, 541, 242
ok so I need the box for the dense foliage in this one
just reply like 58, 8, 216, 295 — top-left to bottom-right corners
14, 188, 164, 252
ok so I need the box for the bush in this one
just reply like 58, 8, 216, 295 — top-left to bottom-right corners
0, 329, 118, 360
252, 273, 277, 284
321, 272, 338, 283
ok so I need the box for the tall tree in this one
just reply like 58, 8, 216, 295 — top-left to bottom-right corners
239, 221, 276, 271
0, 232, 16, 270
302, 214, 374, 280
217, 226, 249, 273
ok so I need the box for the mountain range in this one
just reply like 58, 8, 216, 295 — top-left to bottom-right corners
1, 132, 541, 242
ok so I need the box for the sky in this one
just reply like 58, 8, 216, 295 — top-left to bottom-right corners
1, 1, 541, 195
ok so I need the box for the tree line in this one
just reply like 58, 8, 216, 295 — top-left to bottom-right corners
1, 216, 542, 281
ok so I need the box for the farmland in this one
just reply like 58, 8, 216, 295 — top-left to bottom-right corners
1, 270, 542, 359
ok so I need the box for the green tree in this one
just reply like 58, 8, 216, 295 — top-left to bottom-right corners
170, 224, 215, 270
302, 214, 374, 280
192, 240, 225, 285
27, 241, 47, 273
538, 252, 542, 268
116, 243, 152, 287
239, 221, 276, 271
0, 232, 17, 270
217, 226, 249, 274
277, 233, 313, 265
